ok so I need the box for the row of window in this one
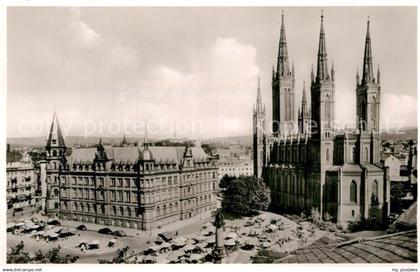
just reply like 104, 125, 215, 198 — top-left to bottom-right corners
59, 172, 215, 188
350, 180, 379, 203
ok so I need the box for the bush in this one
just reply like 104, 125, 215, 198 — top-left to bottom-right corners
7, 242, 78, 264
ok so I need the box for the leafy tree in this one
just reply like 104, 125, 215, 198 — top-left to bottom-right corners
219, 174, 236, 189
98, 246, 131, 264
7, 242, 78, 264
222, 176, 271, 216
7, 241, 30, 263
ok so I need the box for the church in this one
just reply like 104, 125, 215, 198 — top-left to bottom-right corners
253, 13, 390, 228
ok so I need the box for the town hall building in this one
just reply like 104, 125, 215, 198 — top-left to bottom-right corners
43, 113, 218, 230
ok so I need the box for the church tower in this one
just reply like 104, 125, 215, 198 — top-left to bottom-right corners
253, 77, 266, 178
356, 19, 381, 164
310, 13, 335, 215
310, 13, 335, 160
45, 111, 66, 215
272, 12, 296, 136
298, 82, 311, 134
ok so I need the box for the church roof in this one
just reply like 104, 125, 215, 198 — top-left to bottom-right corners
361, 163, 383, 173
342, 163, 363, 173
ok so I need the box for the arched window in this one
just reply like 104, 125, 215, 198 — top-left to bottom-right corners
52, 150, 57, 157
325, 94, 331, 123
360, 99, 366, 131
112, 205, 116, 215
326, 148, 329, 162
372, 180, 379, 203
365, 147, 369, 162
350, 181, 357, 203
371, 96, 376, 127
127, 207, 131, 217
119, 206, 124, 216
352, 146, 356, 162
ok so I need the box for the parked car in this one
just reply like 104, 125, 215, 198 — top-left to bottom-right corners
98, 227, 113, 235
114, 230, 126, 237
77, 224, 87, 231
47, 219, 61, 226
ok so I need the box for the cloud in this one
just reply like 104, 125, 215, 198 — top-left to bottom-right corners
381, 94, 417, 128
120, 36, 260, 138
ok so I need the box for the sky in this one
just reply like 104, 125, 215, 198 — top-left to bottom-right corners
7, 6, 417, 139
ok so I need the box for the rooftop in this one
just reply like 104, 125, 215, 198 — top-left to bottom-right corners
276, 230, 417, 263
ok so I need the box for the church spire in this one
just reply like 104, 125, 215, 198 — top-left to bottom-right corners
316, 11, 329, 82
256, 76, 263, 114
356, 66, 360, 85
277, 11, 290, 77
362, 17, 375, 84
301, 82, 307, 114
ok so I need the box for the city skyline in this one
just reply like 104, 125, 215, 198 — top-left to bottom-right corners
7, 7, 417, 139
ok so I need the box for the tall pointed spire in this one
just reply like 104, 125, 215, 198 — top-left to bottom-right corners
256, 75, 263, 113
356, 66, 360, 85
277, 11, 290, 76
301, 81, 307, 114
362, 17, 375, 84
311, 64, 314, 82
46, 111, 66, 148
316, 11, 330, 82
97, 138, 104, 152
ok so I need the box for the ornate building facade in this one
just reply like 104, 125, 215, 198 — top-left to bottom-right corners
253, 13, 390, 228
43, 114, 218, 230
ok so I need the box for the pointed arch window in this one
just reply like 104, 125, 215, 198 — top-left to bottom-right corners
326, 148, 330, 162
350, 180, 357, 203
364, 146, 369, 162
371, 96, 376, 128
372, 180, 379, 204
325, 94, 331, 123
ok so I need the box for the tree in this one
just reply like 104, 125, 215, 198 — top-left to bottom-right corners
219, 174, 236, 189
7, 242, 78, 264
222, 176, 271, 216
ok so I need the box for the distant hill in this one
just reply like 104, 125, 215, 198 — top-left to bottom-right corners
207, 135, 252, 146
381, 128, 417, 141
7, 136, 139, 149
7, 127, 417, 149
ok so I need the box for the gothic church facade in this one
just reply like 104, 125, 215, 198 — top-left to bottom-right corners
253, 13, 390, 228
